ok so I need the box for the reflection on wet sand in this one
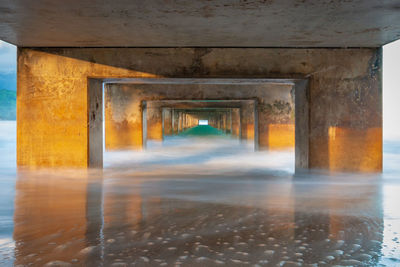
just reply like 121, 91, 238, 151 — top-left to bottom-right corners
12, 166, 387, 266
13, 170, 103, 266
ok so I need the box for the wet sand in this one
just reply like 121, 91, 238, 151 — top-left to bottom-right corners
0, 122, 399, 266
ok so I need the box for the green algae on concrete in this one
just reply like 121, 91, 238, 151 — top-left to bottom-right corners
178, 125, 226, 137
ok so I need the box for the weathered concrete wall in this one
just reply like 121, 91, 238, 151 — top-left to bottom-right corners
104, 87, 144, 150
146, 107, 163, 141
105, 84, 285, 150
162, 108, 173, 136
266, 124, 295, 150
172, 110, 179, 134
145, 101, 247, 139
18, 48, 381, 172
3, 1, 400, 48
258, 88, 295, 150
240, 101, 257, 144
178, 112, 183, 133
231, 108, 240, 138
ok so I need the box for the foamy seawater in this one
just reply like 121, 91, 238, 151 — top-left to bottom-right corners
0, 121, 399, 266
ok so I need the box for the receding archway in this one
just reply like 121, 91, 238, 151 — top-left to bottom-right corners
88, 78, 309, 171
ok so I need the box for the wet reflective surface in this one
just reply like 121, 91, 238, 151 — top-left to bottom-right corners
1, 122, 400, 266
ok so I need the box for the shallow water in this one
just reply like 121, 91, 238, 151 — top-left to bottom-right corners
0, 121, 399, 266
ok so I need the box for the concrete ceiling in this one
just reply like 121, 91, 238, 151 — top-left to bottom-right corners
1, 0, 400, 47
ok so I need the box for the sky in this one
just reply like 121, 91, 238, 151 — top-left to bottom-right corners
383, 40, 400, 140
0, 41, 16, 74
0, 39, 399, 139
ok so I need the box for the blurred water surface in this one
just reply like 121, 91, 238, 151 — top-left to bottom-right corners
0, 121, 399, 266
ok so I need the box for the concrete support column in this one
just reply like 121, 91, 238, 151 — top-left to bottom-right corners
240, 102, 257, 146
189, 115, 198, 128
224, 112, 229, 133
222, 113, 226, 132
226, 112, 229, 133
104, 86, 144, 152
178, 112, 183, 133
258, 89, 295, 151
147, 107, 163, 141
172, 109, 179, 134
88, 79, 103, 167
209, 117, 214, 128
191, 115, 196, 128
162, 108, 173, 136
231, 108, 240, 138
227, 110, 232, 134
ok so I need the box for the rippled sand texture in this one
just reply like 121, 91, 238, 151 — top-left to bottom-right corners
0, 122, 399, 266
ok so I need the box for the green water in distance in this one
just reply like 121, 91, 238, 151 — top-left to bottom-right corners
178, 125, 226, 136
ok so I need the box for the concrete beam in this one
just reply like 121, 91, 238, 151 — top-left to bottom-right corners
1, 1, 400, 47
17, 48, 381, 172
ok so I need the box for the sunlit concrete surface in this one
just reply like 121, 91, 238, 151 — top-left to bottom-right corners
265, 124, 295, 150
1, 121, 399, 266
17, 48, 381, 172
104, 82, 289, 151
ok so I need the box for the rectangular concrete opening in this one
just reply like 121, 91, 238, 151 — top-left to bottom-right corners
143, 100, 257, 148
16, 48, 382, 173
88, 78, 309, 172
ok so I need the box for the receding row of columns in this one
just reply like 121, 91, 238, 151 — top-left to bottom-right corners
16, 48, 382, 172
149, 107, 240, 138
163, 108, 234, 135
144, 100, 259, 146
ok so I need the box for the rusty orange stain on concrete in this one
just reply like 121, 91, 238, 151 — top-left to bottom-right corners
328, 127, 382, 172
267, 124, 295, 150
